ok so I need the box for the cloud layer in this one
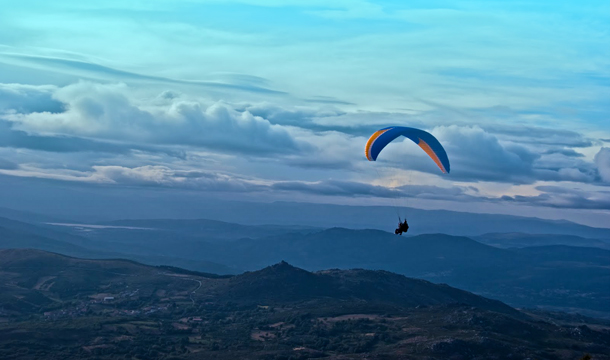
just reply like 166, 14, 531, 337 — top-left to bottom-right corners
0, 80, 608, 216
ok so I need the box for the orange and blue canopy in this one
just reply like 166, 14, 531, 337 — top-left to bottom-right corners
365, 126, 450, 174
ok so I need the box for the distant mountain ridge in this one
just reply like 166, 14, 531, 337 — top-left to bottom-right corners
475, 232, 610, 249
0, 217, 236, 275
1, 201, 609, 239
0, 206, 66, 224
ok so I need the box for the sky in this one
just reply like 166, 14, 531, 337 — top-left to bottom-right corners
0, 0, 609, 227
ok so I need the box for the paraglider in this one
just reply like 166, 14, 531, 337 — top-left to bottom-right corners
395, 218, 409, 235
365, 126, 450, 174
365, 126, 450, 235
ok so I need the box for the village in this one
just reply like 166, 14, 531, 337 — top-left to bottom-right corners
42, 288, 172, 320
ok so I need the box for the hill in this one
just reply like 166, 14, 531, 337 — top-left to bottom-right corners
0, 249, 608, 360
206, 229, 506, 271
0, 206, 65, 224
0, 217, 237, 275
0, 249, 514, 315
182, 228, 610, 316
0, 225, 94, 256
225, 262, 517, 315
475, 232, 610, 249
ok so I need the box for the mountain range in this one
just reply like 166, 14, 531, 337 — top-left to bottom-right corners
1, 205, 609, 317
0, 249, 607, 360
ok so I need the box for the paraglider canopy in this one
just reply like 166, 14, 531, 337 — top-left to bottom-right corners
365, 126, 450, 174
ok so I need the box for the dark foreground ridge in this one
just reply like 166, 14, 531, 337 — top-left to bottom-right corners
226, 261, 518, 316
0, 249, 608, 360
0, 249, 514, 315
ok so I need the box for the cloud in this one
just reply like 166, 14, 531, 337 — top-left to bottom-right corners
303, 96, 355, 106
431, 125, 538, 183
272, 179, 400, 198
595, 147, 610, 183
0, 164, 268, 193
6, 81, 300, 156
91, 165, 264, 192
0, 158, 18, 170
421, 125, 604, 185
533, 151, 597, 184
1, 54, 286, 95
0, 121, 186, 158
502, 186, 610, 210
3, 159, 609, 212
0, 159, 475, 202
2, 81, 607, 192
543, 148, 584, 158
284, 130, 363, 170
0, 83, 65, 114
244, 102, 345, 129
484, 124, 593, 148
92, 165, 476, 202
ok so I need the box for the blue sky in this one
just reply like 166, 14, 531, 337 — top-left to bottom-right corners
0, 0, 609, 226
